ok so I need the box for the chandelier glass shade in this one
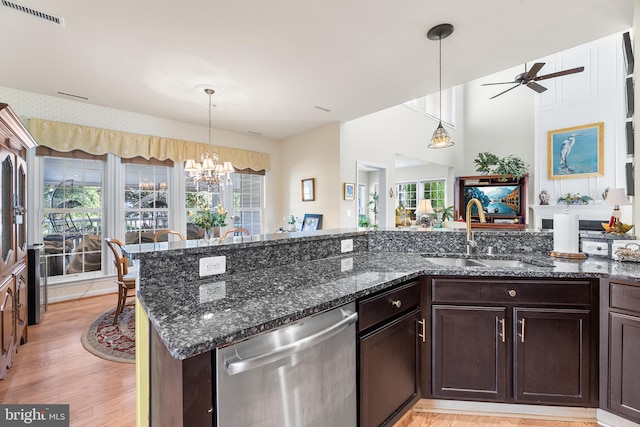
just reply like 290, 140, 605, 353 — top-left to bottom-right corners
184, 89, 234, 190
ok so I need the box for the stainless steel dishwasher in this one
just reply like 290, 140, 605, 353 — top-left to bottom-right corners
216, 302, 358, 427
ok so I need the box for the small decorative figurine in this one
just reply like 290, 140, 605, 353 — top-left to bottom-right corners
539, 190, 549, 205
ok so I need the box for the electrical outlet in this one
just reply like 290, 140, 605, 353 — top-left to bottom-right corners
341, 239, 353, 253
199, 256, 226, 277
341, 257, 353, 272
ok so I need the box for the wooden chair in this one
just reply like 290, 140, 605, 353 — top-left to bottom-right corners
153, 229, 185, 242
223, 227, 250, 238
105, 237, 137, 325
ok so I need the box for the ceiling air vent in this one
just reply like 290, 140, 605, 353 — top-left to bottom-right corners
56, 91, 89, 101
1, 0, 65, 26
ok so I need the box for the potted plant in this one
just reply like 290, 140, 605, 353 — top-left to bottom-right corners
474, 152, 499, 174
493, 155, 529, 180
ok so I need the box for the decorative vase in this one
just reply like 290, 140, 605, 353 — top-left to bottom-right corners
288, 224, 296, 232
203, 226, 221, 242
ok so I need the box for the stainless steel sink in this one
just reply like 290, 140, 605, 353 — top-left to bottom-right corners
423, 257, 489, 267
423, 256, 547, 269
475, 259, 537, 268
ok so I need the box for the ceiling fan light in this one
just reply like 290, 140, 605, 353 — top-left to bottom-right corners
428, 122, 454, 149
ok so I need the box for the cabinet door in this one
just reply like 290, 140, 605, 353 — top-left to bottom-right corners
609, 312, 640, 422
513, 308, 590, 405
0, 276, 15, 378
360, 308, 420, 427
0, 148, 15, 275
432, 305, 507, 401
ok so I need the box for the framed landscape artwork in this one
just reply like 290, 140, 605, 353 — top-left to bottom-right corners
547, 122, 604, 180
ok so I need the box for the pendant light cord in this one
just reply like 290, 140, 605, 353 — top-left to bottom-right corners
438, 33, 442, 124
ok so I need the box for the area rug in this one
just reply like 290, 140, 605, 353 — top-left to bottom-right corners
81, 306, 135, 363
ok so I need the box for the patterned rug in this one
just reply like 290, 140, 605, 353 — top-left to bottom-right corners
81, 306, 135, 363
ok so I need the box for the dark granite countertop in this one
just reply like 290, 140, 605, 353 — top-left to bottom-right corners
137, 250, 640, 360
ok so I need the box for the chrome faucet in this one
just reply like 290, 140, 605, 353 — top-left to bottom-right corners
465, 198, 486, 255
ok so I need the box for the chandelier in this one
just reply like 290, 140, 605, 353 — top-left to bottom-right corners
184, 88, 234, 190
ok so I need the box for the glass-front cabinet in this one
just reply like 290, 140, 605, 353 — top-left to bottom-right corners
0, 103, 37, 379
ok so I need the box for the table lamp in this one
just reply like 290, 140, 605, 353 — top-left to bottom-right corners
605, 188, 632, 234
416, 199, 435, 227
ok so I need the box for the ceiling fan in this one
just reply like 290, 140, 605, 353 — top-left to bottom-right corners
482, 62, 585, 99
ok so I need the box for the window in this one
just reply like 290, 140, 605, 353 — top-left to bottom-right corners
396, 183, 417, 211
425, 87, 456, 128
124, 164, 171, 244
42, 157, 103, 278
421, 180, 446, 210
230, 173, 263, 235
185, 181, 221, 240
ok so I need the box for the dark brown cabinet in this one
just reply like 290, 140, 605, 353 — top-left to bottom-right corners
358, 280, 422, 427
600, 278, 640, 424
432, 305, 507, 401
429, 277, 598, 407
513, 308, 591, 405
0, 104, 36, 379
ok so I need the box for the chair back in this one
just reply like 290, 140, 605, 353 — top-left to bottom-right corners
105, 237, 128, 280
223, 227, 250, 238
153, 229, 185, 242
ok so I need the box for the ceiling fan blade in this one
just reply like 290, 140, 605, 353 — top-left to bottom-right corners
523, 62, 545, 80
481, 81, 518, 86
534, 66, 585, 81
526, 81, 547, 93
489, 84, 521, 99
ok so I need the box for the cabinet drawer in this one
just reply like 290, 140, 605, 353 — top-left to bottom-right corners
610, 282, 640, 315
358, 281, 420, 331
431, 277, 592, 306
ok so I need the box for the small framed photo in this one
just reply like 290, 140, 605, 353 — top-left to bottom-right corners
344, 182, 355, 200
301, 178, 315, 201
301, 214, 323, 231
547, 122, 604, 180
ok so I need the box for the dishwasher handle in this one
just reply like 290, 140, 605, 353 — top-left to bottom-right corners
225, 310, 358, 375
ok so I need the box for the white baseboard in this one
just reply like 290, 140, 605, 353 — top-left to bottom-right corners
414, 399, 596, 422
597, 409, 640, 427
47, 279, 117, 303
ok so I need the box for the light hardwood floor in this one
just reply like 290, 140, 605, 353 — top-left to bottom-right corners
395, 410, 598, 427
0, 293, 136, 427
0, 294, 600, 427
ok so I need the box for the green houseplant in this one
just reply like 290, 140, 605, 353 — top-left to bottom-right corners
474, 152, 499, 174
494, 155, 529, 180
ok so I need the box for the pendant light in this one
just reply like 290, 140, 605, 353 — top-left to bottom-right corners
427, 23, 454, 149
184, 88, 234, 190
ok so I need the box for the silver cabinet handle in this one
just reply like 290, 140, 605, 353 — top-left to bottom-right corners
498, 318, 505, 343
391, 300, 402, 308
418, 319, 426, 343
225, 311, 358, 375
518, 318, 526, 343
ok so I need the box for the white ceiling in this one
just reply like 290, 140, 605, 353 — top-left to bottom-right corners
0, 0, 634, 140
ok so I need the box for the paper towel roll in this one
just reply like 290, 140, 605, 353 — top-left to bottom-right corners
553, 213, 580, 254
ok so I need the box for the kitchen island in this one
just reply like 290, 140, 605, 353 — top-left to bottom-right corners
125, 229, 640, 427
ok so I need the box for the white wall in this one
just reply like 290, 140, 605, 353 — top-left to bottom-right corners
278, 122, 341, 230
463, 65, 535, 176
340, 89, 465, 228
534, 34, 627, 204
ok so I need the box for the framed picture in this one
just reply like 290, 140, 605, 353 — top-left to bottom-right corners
301, 214, 323, 231
301, 178, 315, 201
547, 122, 604, 180
344, 182, 355, 200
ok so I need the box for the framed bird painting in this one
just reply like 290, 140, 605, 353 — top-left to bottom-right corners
547, 122, 604, 180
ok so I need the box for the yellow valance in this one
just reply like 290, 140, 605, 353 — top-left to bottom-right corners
29, 118, 270, 171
